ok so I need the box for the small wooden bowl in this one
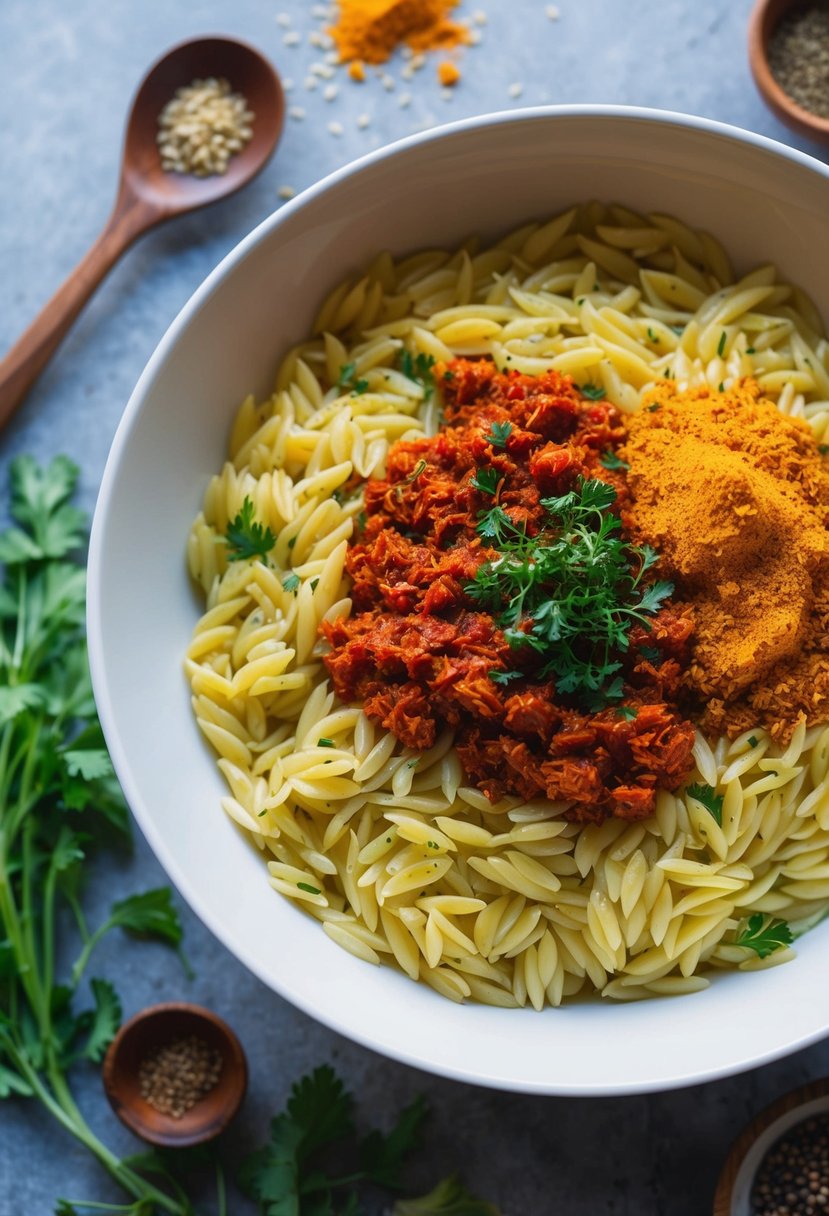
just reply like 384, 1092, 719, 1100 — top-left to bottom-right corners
713, 1078, 829, 1214
748, 0, 829, 145
102, 1002, 247, 1147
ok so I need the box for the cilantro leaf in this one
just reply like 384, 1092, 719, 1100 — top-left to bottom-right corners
80, 978, 122, 1063
61, 748, 113, 782
617, 706, 638, 721
686, 782, 724, 827
283, 573, 301, 594
599, 450, 629, 471
470, 468, 500, 496
580, 383, 605, 400
106, 888, 183, 948
735, 913, 793, 959
485, 421, 512, 449
489, 670, 522, 686
0, 456, 86, 563
399, 351, 436, 399
225, 497, 276, 564
338, 363, 369, 395
469, 477, 671, 707
359, 1094, 428, 1190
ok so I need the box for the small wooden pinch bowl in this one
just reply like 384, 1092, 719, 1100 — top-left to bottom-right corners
748, 0, 829, 144
102, 1002, 247, 1147
713, 1078, 829, 1214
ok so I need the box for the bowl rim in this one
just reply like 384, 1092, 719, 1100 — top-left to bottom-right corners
88, 104, 829, 1096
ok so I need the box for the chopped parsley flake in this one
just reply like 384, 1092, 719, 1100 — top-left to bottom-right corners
599, 450, 629, 471
581, 383, 606, 400
686, 782, 724, 827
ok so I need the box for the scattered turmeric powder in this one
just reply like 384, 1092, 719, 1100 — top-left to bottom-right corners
621, 380, 829, 741
329, 0, 470, 66
437, 60, 462, 86
348, 59, 366, 81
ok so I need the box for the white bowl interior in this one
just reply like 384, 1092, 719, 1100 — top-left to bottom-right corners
89, 108, 829, 1095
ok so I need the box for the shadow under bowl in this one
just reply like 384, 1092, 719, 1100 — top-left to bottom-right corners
102, 1002, 247, 1147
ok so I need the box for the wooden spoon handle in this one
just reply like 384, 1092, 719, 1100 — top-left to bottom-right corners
0, 188, 157, 431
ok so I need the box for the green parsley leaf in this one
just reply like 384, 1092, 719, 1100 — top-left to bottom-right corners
338, 362, 369, 394
443, 369, 455, 382
599, 450, 629, 471
0, 455, 86, 564
392, 1175, 502, 1216
468, 477, 672, 708
735, 913, 793, 959
748, 735, 759, 748
819, 445, 829, 457
717, 330, 727, 357
489, 670, 522, 686
647, 327, 658, 343
318, 738, 335, 747
485, 421, 512, 449
746, 345, 756, 354
581, 383, 606, 400
399, 351, 437, 399
225, 497, 276, 564
639, 645, 662, 663
80, 978, 122, 1063
647, 403, 660, 412
686, 782, 724, 826
297, 882, 321, 895
282, 573, 301, 593
470, 467, 501, 496
106, 888, 183, 949
617, 706, 638, 721
359, 1093, 428, 1189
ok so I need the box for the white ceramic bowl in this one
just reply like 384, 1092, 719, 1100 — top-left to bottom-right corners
88, 106, 829, 1095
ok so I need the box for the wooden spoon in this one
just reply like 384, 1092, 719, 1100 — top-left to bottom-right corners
0, 36, 284, 430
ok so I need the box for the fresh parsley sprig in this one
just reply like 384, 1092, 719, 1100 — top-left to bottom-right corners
338, 362, 369, 395
399, 350, 437, 399
686, 782, 724, 827
735, 913, 793, 959
0, 458, 194, 1216
240, 1065, 499, 1216
225, 497, 276, 564
467, 477, 673, 705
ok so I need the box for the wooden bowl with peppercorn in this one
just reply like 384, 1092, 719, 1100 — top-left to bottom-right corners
714, 1080, 829, 1214
102, 1003, 247, 1147
748, 0, 829, 145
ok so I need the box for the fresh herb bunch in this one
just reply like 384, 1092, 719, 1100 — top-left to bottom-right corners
0, 457, 197, 1216
398, 351, 436, 400
468, 476, 673, 706
240, 1065, 498, 1216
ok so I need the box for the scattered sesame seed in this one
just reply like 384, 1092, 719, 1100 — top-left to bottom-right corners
401, 63, 415, 80
411, 53, 426, 70
357, 113, 371, 128
546, 3, 561, 18
325, 49, 339, 64
309, 29, 325, 47
328, 120, 344, 136
311, 3, 329, 16
468, 28, 482, 44
441, 87, 454, 100
381, 74, 395, 90
402, 45, 414, 60
508, 82, 524, 98
156, 78, 254, 177
276, 11, 291, 26
282, 30, 301, 46
473, 9, 488, 23
304, 76, 318, 91
398, 91, 413, 108
323, 83, 339, 101
319, 32, 335, 49
289, 105, 306, 120
278, 185, 297, 199
282, 77, 295, 91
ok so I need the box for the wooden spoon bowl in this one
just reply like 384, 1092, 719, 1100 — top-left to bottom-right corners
102, 1002, 248, 1148
0, 35, 284, 430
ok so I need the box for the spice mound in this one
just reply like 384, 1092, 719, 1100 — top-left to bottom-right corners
157, 78, 254, 177
330, 0, 470, 65
323, 359, 696, 822
138, 1034, 222, 1118
767, 1, 829, 121
751, 1112, 829, 1215
622, 380, 829, 741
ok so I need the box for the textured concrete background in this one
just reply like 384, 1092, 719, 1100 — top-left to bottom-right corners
1, 1, 828, 1212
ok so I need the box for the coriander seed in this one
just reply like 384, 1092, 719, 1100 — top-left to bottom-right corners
138, 1033, 222, 1118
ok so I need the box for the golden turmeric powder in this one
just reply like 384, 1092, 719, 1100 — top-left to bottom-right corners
329, 0, 470, 65
621, 380, 829, 741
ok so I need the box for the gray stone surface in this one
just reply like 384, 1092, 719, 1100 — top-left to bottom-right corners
1, 1, 828, 1212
